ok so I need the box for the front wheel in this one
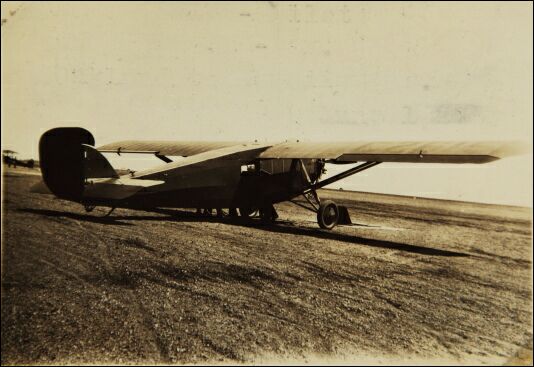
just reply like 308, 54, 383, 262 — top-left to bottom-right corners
317, 200, 339, 230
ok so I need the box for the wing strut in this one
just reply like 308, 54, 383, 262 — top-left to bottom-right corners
290, 161, 382, 218
99, 148, 173, 163
312, 161, 381, 190
155, 153, 172, 163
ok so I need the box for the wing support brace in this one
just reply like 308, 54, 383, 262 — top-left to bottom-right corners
290, 161, 381, 214
312, 161, 381, 190
98, 148, 173, 163
155, 153, 172, 163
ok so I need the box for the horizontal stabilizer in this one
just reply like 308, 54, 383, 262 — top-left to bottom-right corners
83, 177, 164, 200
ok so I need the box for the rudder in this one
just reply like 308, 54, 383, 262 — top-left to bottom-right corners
39, 127, 94, 201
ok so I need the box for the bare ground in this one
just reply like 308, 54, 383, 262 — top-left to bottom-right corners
1, 169, 532, 365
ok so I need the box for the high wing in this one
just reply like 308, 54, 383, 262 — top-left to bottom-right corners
259, 141, 529, 164
98, 140, 528, 164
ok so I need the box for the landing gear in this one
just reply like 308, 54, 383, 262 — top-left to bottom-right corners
288, 158, 362, 230
317, 200, 339, 229
291, 194, 349, 230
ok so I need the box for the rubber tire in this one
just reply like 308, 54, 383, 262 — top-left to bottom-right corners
317, 200, 339, 230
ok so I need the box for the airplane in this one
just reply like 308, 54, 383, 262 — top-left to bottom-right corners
31, 127, 528, 230
3, 149, 36, 169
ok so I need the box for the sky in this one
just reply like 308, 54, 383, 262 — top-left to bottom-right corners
1, 2, 532, 206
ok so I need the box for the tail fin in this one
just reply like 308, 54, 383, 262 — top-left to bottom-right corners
80, 144, 164, 200
38, 127, 164, 202
82, 144, 118, 179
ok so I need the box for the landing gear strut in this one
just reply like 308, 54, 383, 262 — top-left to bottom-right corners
291, 192, 351, 230
289, 159, 366, 230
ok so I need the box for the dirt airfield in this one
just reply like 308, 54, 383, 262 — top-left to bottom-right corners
1, 168, 532, 365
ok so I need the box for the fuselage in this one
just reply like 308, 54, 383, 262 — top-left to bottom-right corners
92, 154, 323, 210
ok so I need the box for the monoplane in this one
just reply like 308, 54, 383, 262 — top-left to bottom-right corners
32, 127, 527, 229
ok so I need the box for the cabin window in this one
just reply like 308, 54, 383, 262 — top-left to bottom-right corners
259, 159, 292, 175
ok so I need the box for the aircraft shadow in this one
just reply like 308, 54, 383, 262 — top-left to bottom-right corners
146, 208, 470, 257
253, 223, 469, 257
18, 208, 134, 226
20, 207, 470, 257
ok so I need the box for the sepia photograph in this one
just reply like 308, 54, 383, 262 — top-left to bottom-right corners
1, 1, 532, 365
